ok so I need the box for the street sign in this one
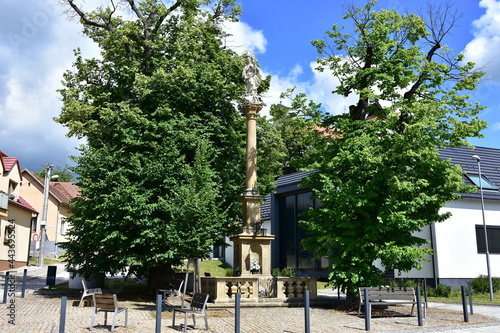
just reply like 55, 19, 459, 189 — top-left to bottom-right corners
32, 233, 39, 242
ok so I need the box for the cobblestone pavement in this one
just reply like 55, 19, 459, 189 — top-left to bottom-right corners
0, 295, 498, 333
1, 265, 500, 332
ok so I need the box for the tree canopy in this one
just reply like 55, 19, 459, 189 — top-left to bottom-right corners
55, 0, 282, 288
298, 0, 486, 295
38, 164, 75, 182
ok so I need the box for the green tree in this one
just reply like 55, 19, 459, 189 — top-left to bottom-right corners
300, 1, 486, 298
38, 164, 75, 182
269, 88, 323, 174
56, 0, 278, 289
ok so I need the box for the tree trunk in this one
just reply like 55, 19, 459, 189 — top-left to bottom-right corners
147, 263, 175, 293
345, 290, 360, 309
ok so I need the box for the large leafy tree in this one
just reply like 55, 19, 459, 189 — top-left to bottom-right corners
300, 1, 486, 297
56, 0, 280, 289
269, 89, 323, 174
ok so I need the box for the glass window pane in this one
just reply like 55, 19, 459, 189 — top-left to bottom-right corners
468, 174, 497, 189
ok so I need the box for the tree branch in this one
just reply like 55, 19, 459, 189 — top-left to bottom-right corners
66, 0, 112, 30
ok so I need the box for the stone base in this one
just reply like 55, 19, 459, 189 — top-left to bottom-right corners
230, 233, 275, 276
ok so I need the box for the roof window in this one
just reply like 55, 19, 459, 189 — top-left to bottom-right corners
466, 173, 498, 190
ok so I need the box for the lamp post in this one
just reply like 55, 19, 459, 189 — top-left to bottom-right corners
38, 164, 54, 267
472, 155, 494, 301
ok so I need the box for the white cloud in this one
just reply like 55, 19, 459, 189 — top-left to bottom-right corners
222, 21, 267, 55
259, 61, 357, 118
0, 0, 101, 171
464, 0, 500, 82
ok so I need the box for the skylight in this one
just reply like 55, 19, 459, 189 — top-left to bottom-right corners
467, 174, 498, 190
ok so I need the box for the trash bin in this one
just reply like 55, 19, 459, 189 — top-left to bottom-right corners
46, 266, 57, 287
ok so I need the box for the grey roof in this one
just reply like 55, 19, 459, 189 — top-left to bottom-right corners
265, 146, 500, 212
439, 146, 500, 201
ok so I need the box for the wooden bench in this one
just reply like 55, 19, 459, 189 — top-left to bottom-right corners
358, 287, 426, 318
90, 294, 128, 332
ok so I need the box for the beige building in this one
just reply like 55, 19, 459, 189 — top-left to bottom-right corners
20, 169, 78, 257
0, 150, 37, 270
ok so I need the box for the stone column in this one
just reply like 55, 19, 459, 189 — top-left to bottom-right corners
231, 52, 274, 278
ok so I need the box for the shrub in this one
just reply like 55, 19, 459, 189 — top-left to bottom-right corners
470, 275, 500, 294
271, 267, 295, 277
428, 284, 452, 298
388, 279, 418, 289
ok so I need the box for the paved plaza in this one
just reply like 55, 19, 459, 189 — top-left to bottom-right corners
0, 265, 499, 332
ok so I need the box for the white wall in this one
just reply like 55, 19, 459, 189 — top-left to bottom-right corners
434, 198, 500, 279
395, 225, 434, 279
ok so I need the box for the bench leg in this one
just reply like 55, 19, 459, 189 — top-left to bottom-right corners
204, 314, 209, 330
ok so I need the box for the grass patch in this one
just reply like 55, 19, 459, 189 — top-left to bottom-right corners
428, 291, 500, 305
317, 281, 331, 290
175, 259, 231, 277
29, 256, 63, 265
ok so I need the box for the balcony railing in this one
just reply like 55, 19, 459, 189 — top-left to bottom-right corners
0, 192, 8, 210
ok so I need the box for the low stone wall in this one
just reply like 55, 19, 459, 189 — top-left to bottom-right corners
201, 276, 317, 304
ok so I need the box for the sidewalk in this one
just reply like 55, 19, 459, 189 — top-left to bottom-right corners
0, 266, 499, 332
1, 264, 71, 296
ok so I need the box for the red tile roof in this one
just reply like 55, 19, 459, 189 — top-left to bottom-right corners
51, 182, 79, 202
1, 151, 22, 181
22, 169, 79, 204
8, 196, 38, 213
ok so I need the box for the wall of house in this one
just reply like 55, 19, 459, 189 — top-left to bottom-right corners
0, 205, 31, 270
393, 225, 436, 282
20, 174, 68, 257
433, 198, 500, 286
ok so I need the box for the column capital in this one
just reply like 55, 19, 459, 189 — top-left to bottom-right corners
242, 103, 262, 120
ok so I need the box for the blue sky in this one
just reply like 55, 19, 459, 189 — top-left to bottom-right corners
1, 0, 499, 172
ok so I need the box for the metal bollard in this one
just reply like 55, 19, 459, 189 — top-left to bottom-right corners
21, 269, 27, 298
3, 271, 9, 304
59, 296, 67, 333
305, 290, 310, 333
461, 286, 469, 322
416, 286, 423, 326
467, 282, 473, 315
235, 292, 241, 333
364, 288, 370, 331
156, 294, 162, 333
423, 279, 428, 308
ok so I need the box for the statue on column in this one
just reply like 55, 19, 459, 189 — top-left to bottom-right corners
243, 51, 261, 105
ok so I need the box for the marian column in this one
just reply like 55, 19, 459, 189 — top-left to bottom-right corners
230, 52, 274, 276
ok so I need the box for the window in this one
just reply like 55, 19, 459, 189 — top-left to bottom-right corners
60, 218, 67, 236
467, 174, 498, 190
8, 180, 18, 195
475, 225, 500, 254
278, 191, 326, 270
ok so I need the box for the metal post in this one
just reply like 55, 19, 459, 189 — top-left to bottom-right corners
305, 290, 310, 333
235, 293, 241, 333
364, 288, 370, 331
59, 296, 67, 333
467, 281, 473, 315
38, 164, 53, 267
3, 271, 9, 304
423, 279, 428, 308
473, 155, 494, 301
21, 269, 27, 298
156, 294, 162, 333
416, 286, 423, 326
461, 286, 469, 322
